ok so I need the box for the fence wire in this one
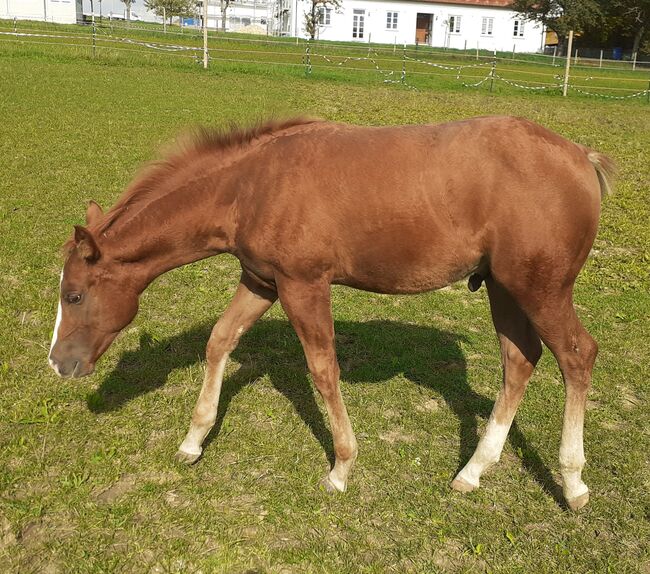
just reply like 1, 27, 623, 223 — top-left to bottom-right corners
1, 23, 648, 101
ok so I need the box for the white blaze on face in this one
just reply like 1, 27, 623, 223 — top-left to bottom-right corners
48, 270, 64, 371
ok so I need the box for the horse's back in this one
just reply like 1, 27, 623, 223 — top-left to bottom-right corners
234, 117, 603, 294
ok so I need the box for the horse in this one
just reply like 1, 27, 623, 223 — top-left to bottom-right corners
48, 116, 614, 510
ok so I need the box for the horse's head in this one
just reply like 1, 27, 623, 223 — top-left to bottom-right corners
48, 202, 139, 378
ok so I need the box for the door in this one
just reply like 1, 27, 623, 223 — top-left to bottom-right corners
416, 13, 433, 45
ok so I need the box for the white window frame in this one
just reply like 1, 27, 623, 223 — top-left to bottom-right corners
481, 17, 494, 36
513, 19, 524, 37
318, 6, 332, 26
352, 9, 365, 39
448, 15, 461, 34
386, 11, 399, 30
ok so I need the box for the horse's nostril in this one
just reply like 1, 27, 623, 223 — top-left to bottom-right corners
49, 360, 63, 377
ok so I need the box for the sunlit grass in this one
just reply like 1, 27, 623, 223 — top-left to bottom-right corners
0, 40, 648, 573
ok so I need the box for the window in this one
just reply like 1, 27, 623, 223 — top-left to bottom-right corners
386, 11, 398, 30
352, 9, 365, 39
318, 6, 332, 26
481, 17, 493, 36
448, 15, 461, 34
513, 19, 524, 37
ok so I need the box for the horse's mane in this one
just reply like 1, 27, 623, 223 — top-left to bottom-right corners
95, 117, 321, 235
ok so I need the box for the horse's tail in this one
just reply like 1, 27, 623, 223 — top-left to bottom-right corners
581, 146, 616, 200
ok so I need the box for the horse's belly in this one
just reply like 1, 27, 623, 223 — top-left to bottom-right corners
336, 240, 482, 294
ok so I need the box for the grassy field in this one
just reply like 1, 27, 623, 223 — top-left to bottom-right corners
1, 18, 649, 98
0, 35, 649, 573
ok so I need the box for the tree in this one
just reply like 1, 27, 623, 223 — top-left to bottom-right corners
304, 0, 342, 40
511, 0, 604, 54
120, 0, 135, 22
144, 0, 198, 25
610, 0, 650, 53
219, 0, 231, 31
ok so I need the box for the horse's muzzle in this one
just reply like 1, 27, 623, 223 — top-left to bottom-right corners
48, 355, 95, 379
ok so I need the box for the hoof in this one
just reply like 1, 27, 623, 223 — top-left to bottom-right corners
319, 475, 345, 494
451, 476, 478, 493
566, 491, 589, 511
175, 448, 202, 465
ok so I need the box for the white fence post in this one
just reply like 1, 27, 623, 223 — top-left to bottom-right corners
563, 30, 574, 97
599, 49, 603, 68
203, 0, 209, 69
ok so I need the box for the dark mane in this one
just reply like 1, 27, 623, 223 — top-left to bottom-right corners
95, 117, 321, 235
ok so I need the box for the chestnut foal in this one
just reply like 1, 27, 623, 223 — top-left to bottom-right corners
48, 117, 614, 510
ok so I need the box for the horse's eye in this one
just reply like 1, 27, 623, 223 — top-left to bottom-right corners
65, 293, 82, 305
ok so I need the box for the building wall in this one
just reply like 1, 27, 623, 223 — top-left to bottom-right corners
1, 0, 81, 24
296, 0, 544, 53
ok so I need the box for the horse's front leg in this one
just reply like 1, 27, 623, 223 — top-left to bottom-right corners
276, 276, 358, 492
176, 273, 276, 463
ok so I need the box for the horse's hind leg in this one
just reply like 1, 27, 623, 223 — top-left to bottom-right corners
176, 273, 277, 463
527, 297, 598, 510
452, 278, 542, 492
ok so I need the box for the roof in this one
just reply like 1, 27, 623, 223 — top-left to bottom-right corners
415, 0, 513, 6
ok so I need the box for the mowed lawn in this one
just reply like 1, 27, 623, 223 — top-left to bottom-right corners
0, 46, 648, 573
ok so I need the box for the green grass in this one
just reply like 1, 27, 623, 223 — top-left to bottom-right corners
0, 37, 649, 573
1, 18, 649, 99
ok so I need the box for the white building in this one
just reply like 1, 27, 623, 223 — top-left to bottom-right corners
205, 0, 273, 33
279, 0, 544, 53
1, 0, 82, 24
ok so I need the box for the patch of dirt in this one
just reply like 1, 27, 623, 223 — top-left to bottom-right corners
94, 474, 137, 504
0, 513, 16, 549
599, 420, 623, 431
240, 525, 260, 538
164, 490, 189, 509
618, 385, 642, 410
382, 408, 399, 419
379, 429, 418, 444
416, 398, 441, 413
41, 563, 61, 574
140, 469, 182, 484
523, 521, 551, 534
432, 538, 486, 573
94, 469, 182, 505
19, 520, 46, 548
146, 429, 171, 448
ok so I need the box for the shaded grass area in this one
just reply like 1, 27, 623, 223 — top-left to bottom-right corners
0, 43, 649, 572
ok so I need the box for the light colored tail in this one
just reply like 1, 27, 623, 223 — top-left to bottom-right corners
586, 150, 616, 199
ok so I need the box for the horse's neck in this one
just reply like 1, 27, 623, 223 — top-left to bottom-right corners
103, 177, 237, 291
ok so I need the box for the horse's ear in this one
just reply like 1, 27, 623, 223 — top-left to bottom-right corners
85, 200, 103, 226
74, 225, 101, 262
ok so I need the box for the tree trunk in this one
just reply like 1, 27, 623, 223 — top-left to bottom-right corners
221, 0, 227, 32
309, 3, 317, 39
556, 34, 568, 57
632, 25, 645, 55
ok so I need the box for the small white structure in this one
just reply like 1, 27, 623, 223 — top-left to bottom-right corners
202, 0, 273, 33
1, 0, 82, 24
279, 0, 544, 53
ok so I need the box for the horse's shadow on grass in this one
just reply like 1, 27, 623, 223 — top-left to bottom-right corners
88, 318, 564, 506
